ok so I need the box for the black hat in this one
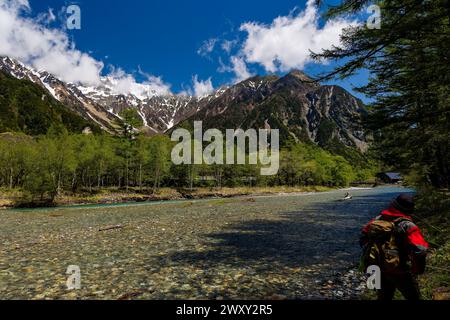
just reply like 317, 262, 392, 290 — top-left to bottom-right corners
391, 194, 415, 214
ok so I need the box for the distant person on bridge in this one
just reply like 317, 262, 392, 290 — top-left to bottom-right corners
360, 194, 429, 300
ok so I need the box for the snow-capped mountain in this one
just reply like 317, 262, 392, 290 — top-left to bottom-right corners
0, 57, 125, 133
76, 77, 230, 133
0, 56, 226, 134
0, 56, 369, 155
77, 82, 193, 133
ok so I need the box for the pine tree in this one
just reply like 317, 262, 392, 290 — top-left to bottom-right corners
313, 0, 450, 188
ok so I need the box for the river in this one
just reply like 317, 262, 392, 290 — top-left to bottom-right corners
0, 186, 412, 300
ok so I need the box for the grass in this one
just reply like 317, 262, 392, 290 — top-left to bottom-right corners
414, 188, 450, 300
0, 187, 20, 207
420, 241, 450, 300
416, 197, 450, 300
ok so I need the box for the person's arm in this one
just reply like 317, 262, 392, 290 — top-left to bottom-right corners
399, 221, 429, 274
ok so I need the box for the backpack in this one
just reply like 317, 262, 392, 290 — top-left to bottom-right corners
360, 217, 409, 273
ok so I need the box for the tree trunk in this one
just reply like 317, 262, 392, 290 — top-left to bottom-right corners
57, 172, 62, 196
71, 171, 77, 193
139, 163, 143, 192
189, 166, 194, 190
153, 167, 160, 194
98, 166, 101, 189
9, 167, 13, 189
126, 158, 129, 192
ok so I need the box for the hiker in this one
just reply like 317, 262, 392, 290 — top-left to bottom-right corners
360, 194, 428, 300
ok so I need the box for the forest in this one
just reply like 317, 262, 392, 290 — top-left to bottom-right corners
0, 126, 377, 206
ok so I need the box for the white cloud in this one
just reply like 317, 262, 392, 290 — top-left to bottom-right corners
0, 0, 172, 96
106, 67, 171, 99
192, 75, 214, 97
217, 56, 253, 84
230, 56, 252, 83
4, 0, 28, 10
217, 57, 231, 73
238, 0, 357, 72
221, 39, 238, 54
0, 0, 103, 85
214, 1, 353, 84
36, 8, 55, 25
197, 38, 218, 58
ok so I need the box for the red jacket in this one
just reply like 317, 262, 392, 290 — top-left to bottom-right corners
361, 207, 429, 274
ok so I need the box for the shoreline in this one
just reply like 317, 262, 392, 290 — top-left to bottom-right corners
0, 186, 351, 210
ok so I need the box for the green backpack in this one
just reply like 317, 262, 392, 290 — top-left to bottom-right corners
360, 217, 409, 273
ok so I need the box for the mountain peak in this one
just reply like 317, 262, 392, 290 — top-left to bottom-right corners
176, 69, 367, 153
286, 70, 314, 82
1, 56, 365, 149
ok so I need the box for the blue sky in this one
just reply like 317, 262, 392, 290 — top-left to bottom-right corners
16, 0, 370, 102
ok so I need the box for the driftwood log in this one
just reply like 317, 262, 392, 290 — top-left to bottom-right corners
98, 225, 124, 232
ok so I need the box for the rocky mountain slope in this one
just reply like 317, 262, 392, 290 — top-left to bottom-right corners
176, 70, 368, 152
0, 56, 226, 135
76, 79, 230, 134
0, 70, 100, 135
0, 57, 123, 134
0, 56, 368, 155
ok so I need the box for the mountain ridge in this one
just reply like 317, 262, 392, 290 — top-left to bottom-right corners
0, 69, 101, 135
0, 56, 369, 156
175, 70, 368, 155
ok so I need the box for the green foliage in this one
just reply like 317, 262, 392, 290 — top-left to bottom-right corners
315, 1, 450, 298
0, 133, 35, 189
276, 143, 359, 187
0, 71, 100, 135
119, 108, 144, 128
316, 119, 336, 146
414, 188, 450, 300
415, 188, 450, 246
0, 130, 378, 206
313, 0, 450, 188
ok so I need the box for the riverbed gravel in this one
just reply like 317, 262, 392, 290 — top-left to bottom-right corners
0, 187, 409, 300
